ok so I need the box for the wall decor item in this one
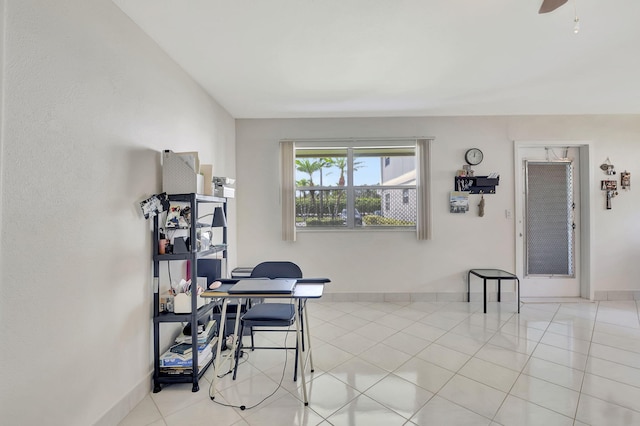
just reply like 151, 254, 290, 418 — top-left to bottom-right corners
140, 192, 169, 219
621, 171, 631, 189
454, 174, 499, 194
599, 158, 616, 175
450, 191, 469, 213
601, 180, 618, 210
165, 204, 191, 228
464, 148, 484, 166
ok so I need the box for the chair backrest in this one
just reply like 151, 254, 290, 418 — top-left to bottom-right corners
250, 261, 303, 279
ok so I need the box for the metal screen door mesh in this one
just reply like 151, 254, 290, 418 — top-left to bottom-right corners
525, 161, 574, 276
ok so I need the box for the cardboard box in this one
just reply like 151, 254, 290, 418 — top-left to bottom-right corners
200, 164, 214, 195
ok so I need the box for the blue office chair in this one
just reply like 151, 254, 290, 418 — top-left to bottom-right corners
232, 261, 304, 381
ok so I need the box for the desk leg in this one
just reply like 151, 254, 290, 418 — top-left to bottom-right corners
295, 300, 308, 406
210, 299, 229, 400
483, 279, 487, 313
517, 278, 520, 313
497, 280, 501, 303
302, 300, 314, 373
229, 299, 243, 361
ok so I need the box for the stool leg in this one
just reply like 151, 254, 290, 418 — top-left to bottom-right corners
483, 279, 487, 313
498, 280, 501, 302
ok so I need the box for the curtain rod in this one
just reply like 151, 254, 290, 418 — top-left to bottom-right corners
280, 137, 435, 143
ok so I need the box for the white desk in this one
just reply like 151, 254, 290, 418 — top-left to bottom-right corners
201, 282, 325, 406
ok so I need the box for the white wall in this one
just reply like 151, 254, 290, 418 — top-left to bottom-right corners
0, 1, 235, 425
235, 116, 640, 298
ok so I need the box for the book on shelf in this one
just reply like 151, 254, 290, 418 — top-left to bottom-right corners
160, 339, 216, 367
169, 342, 193, 355
169, 339, 212, 355
174, 319, 216, 345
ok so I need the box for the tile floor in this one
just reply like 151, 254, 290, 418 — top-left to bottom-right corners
119, 299, 640, 425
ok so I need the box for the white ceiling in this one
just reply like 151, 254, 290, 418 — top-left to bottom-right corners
113, 0, 640, 119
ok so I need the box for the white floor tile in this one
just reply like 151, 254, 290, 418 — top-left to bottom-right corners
241, 392, 325, 426
488, 332, 538, 355
304, 373, 359, 418
364, 373, 434, 419
419, 313, 464, 331
576, 394, 640, 426
410, 395, 491, 426
325, 393, 407, 426
359, 342, 413, 372
581, 373, 640, 413
415, 343, 471, 372
402, 321, 448, 341
539, 331, 591, 355
531, 343, 588, 371
393, 357, 455, 393
589, 342, 640, 369
522, 357, 584, 391
435, 332, 486, 356
586, 356, 640, 388
509, 374, 580, 418
474, 343, 531, 372
120, 300, 640, 426
592, 330, 640, 354
380, 330, 432, 356
329, 331, 378, 355
328, 357, 388, 393
493, 395, 573, 426
163, 397, 244, 426
458, 357, 520, 392
437, 374, 507, 419
118, 395, 163, 426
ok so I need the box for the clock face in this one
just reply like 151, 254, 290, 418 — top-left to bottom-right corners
465, 148, 483, 165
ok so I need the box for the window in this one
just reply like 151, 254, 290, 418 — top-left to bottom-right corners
280, 138, 432, 239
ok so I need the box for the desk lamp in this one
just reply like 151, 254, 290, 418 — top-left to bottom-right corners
212, 206, 227, 227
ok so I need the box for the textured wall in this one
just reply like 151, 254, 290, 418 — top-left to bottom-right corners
0, 1, 235, 424
236, 116, 640, 298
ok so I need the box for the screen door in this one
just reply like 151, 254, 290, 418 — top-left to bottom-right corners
525, 161, 574, 277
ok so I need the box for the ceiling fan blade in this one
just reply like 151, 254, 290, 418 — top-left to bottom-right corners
539, 0, 569, 14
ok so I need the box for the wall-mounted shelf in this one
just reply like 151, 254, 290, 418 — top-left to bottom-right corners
454, 176, 500, 194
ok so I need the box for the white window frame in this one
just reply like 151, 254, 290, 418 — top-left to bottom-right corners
280, 138, 432, 241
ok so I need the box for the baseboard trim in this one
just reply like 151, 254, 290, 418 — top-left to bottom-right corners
593, 290, 640, 301
320, 292, 517, 303
322, 291, 640, 303
94, 372, 151, 426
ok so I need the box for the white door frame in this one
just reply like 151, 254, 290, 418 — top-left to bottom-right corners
514, 141, 594, 300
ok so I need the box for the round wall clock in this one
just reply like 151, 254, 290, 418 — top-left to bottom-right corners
465, 148, 483, 165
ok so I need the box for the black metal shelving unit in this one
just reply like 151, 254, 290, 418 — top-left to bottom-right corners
152, 193, 227, 393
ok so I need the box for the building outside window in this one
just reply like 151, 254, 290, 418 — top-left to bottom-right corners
293, 141, 418, 229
